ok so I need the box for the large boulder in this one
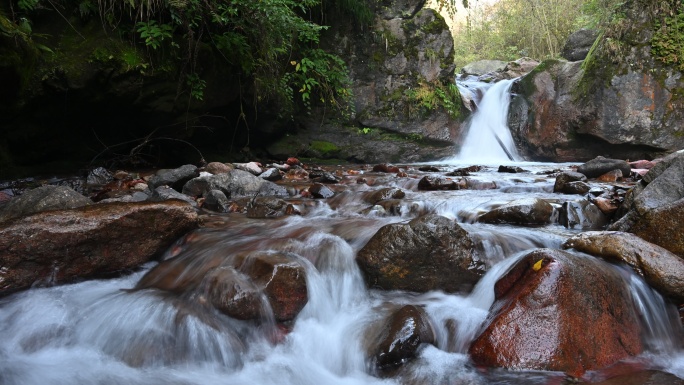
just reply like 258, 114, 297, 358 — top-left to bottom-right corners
461, 60, 507, 76
563, 231, 684, 301
0, 185, 92, 223
577, 156, 632, 179
356, 214, 486, 293
561, 29, 599, 61
469, 249, 643, 377
0, 201, 199, 296
610, 151, 684, 257
148, 165, 199, 191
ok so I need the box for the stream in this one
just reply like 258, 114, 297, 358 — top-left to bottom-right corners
0, 78, 682, 385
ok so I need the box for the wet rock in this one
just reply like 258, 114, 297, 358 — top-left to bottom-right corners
590, 196, 619, 215
240, 251, 308, 322
148, 165, 199, 191
553, 171, 588, 193
356, 214, 485, 293
562, 181, 590, 195
577, 157, 631, 179
597, 169, 623, 182
149, 186, 197, 207
372, 164, 401, 173
370, 305, 435, 372
246, 197, 292, 218
559, 200, 609, 229
418, 166, 439, 172
478, 198, 553, 225
563, 231, 684, 301
309, 170, 340, 184
182, 170, 288, 199
497, 165, 526, 173
374, 199, 404, 216
308, 183, 335, 199
417, 175, 459, 190
363, 188, 406, 205
203, 190, 230, 212
286, 157, 301, 166
233, 162, 263, 176
469, 249, 643, 377
588, 370, 684, 385
629, 160, 656, 170
259, 168, 282, 181
205, 162, 233, 175
464, 179, 497, 190
0, 201, 200, 296
0, 185, 92, 223
610, 151, 684, 256
203, 266, 264, 320
86, 167, 114, 187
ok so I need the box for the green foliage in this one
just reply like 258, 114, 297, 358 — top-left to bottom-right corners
17, 0, 39, 11
136, 20, 173, 50
652, 11, 684, 71
186, 72, 206, 101
332, 0, 373, 25
404, 80, 462, 119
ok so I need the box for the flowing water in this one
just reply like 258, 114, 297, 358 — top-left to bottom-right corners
1, 80, 683, 385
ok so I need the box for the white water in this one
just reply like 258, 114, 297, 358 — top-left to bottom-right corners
452, 79, 520, 164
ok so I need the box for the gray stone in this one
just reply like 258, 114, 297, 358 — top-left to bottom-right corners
203, 190, 230, 212
577, 157, 632, 179
479, 198, 554, 225
561, 29, 599, 61
150, 186, 197, 207
0, 185, 92, 223
259, 168, 282, 181
183, 169, 288, 199
148, 165, 199, 191
461, 60, 507, 76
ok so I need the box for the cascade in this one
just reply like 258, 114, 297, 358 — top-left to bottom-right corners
453, 78, 520, 163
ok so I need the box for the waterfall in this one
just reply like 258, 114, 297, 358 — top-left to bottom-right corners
454, 79, 520, 163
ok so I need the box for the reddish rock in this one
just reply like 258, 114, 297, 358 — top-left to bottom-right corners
478, 198, 553, 225
363, 188, 406, 204
417, 175, 459, 190
240, 251, 308, 322
591, 197, 619, 215
553, 171, 588, 194
597, 169, 623, 182
372, 164, 401, 173
308, 183, 335, 199
629, 160, 655, 170
205, 162, 233, 175
0, 201, 199, 296
469, 249, 643, 377
286, 157, 301, 166
203, 266, 264, 320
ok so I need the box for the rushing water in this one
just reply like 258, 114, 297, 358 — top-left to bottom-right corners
0, 164, 682, 385
1, 77, 683, 384
453, 78, 520, 163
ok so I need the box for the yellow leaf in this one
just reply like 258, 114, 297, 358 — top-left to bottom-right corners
290, 61, 297, 65
533, 259, 543, 271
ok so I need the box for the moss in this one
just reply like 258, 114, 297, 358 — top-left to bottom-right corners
309, 140, 340, 155
421, 15, 446, 35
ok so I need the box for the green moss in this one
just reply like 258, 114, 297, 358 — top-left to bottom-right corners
310, 140, 339, 154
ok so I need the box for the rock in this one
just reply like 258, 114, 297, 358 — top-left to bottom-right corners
478, 198, 553, 225
233, 162, 263, 176
369, 305, 435, 372
148, 165, 199, 191
356, 214, 485, 293
588, 370, 684, 385
499, 57, 540, 80
629, 160, 655, 170
182, 169, 288, 199
561, 29, 599, 61
596, 169, 623, 182
363, 188, 406, 205
86, 167, 114, 187
205, 162, 233, 175
149, 186, 197, 207
373, 164, 401, 173
418, 166, 439, 172
202, 266, 264, 320
469, 249, 643, 377
497, 165, 527, 173
578, 157, 632, 179
259, 168, 282, 181
240, 251, 308, 322
0, 185, 92, 223
461, 60, 507, 76
610, 152, 684, 256
562, 181, 591, 195
559, 200, 609, 230
308, 183, 335, 199
553, 171, 588, 193
203, 189, 230, 212
417, 175, 459, 190
0, 201, 199, 296
246, 197, 292, 218
590, 196, 619, 215
309, 170, 340, 184
286, 157, 301, 166
563, 231, 684, 301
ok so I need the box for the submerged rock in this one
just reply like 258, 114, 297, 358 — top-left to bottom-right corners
0, 201, 199, 296
356, 214, 485, 293
469, 249, 643, 377
559, 200, 609, 230
563, 231, 684, 301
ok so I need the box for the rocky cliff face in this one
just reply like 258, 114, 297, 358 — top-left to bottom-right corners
510, 0, 684, 161
267, 0, 464, 163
